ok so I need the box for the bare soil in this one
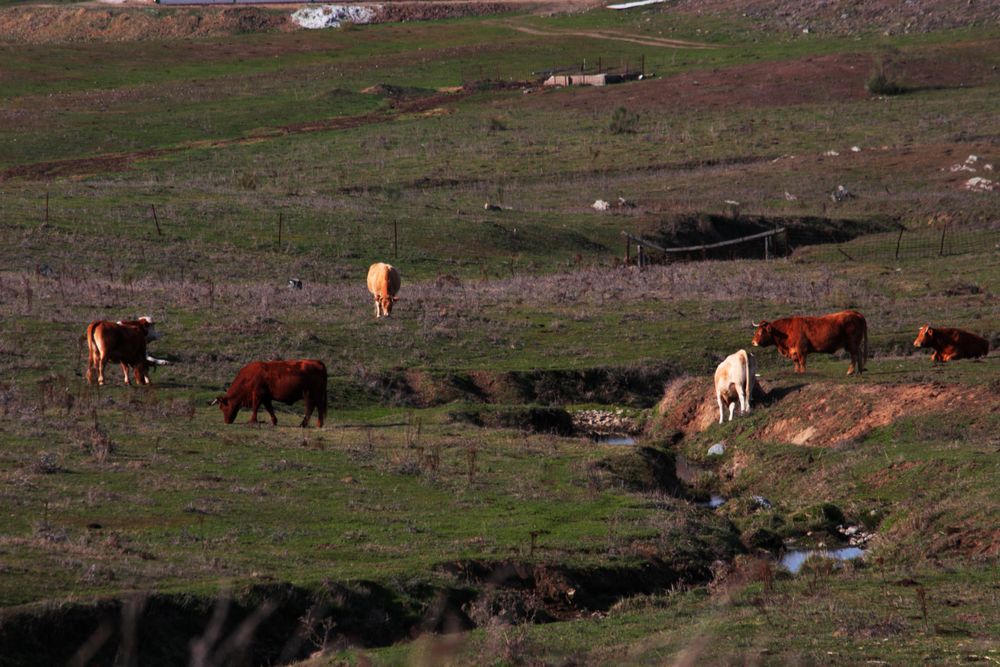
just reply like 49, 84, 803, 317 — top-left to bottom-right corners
0, 1, 556, 44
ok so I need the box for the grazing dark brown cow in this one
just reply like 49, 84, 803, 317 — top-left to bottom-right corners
752, 310, 868, 375
85, 316, 163, 386
212, 360, 327, 428
913, 325, 989, 362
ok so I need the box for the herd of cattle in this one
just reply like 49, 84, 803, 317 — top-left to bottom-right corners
82, 263, 990, 428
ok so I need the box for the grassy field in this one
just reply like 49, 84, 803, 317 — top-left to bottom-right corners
0, 3, 998, 665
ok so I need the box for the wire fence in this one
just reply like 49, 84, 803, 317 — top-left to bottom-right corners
798, 226, 1000, 264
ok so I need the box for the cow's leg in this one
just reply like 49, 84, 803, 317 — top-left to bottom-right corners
795, 351, 807, 373
97, 356, 107, 385
121, 362, 131, 385
316, 396, 326, 429
728, 402, 736, 421
736, 383, 747, 416
249, 400, 260, 424
374, 297, 381, 318
717, 392, 725, 424
301, 395, 313, 428
263, 399, 277, 426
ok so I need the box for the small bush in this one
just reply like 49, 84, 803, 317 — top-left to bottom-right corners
487, 117, 507, 132
608, 107, 639, 135
866, 54, 905, 96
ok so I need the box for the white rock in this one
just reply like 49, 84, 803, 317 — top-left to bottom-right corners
707, 442, 726, 456
291, 5, 379, 30
592, 199, 610, 211
964, 177, 996, 192
851, 146, 861, 152
823, 150, 839, 157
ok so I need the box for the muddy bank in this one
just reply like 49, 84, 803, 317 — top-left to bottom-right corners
654, 376, 997, 447
351, 362, 680, 408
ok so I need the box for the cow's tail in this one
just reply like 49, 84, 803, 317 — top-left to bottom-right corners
743, 350, 752, 406
84, 321, 99, 382
862, 319, 869, 374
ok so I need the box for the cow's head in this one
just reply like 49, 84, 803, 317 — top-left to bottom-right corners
751, 321, 774, 347
380, 294, 399, 317
914, 325, 934, 348
210, 396, 238, 424
138, 316, 162, 341
119, 316, 162, 341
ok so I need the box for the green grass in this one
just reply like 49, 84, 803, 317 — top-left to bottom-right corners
0, 6, 998, 663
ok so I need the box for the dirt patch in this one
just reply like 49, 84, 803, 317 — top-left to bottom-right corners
527, 50, 998, 113
657, 379, 999, 447
0, 1, 527, 44
0, 6, 292, 44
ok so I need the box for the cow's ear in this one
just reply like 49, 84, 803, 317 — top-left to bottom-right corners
925, 327, 933, 336
392, 296, 400, 301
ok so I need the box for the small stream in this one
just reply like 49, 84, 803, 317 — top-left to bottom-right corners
780, 547, 864, 574
595, 435, 636, 446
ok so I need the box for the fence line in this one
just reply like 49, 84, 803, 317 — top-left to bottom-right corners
621, 225, 999, 266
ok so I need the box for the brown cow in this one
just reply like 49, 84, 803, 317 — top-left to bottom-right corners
212, 360, 327, 428
752, 310, 868, 375
367, 262, 400, 318
85, 316, 163, 386
913, 325, 989, 362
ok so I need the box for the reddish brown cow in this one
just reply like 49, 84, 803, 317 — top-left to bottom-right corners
913, 325, 989, 362
85, 316, 162, 386
212, 360, 327, 428
752, 310, 868, 375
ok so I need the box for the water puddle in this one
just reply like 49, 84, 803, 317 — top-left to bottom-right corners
699, 494, 726, 509
595, 435, 636, 446
780, 547, 864, 574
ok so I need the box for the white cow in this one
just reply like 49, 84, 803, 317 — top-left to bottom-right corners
714, 349, 757, 424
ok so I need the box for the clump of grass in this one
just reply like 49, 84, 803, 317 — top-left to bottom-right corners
609, 107, 639, 135
487, 117, 508, 133
867, 54, 905, 96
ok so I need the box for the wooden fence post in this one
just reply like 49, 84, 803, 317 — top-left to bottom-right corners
150, 204, 162, 236
895, 227, 904, 260
394, 219, 398, 258
277, 213, 283, 249
938, 225, 946, 256
45, 192, 49, 223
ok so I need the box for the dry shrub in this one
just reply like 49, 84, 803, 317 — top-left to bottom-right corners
479, 617, 535, 666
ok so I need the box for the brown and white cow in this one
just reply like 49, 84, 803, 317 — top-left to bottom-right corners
211, 360, 327, 428
752, 310, 868, 375
715, 349, 757, 424
85, 316, 163, 386
366, 262, 400, 318
913, 325, 989, 362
